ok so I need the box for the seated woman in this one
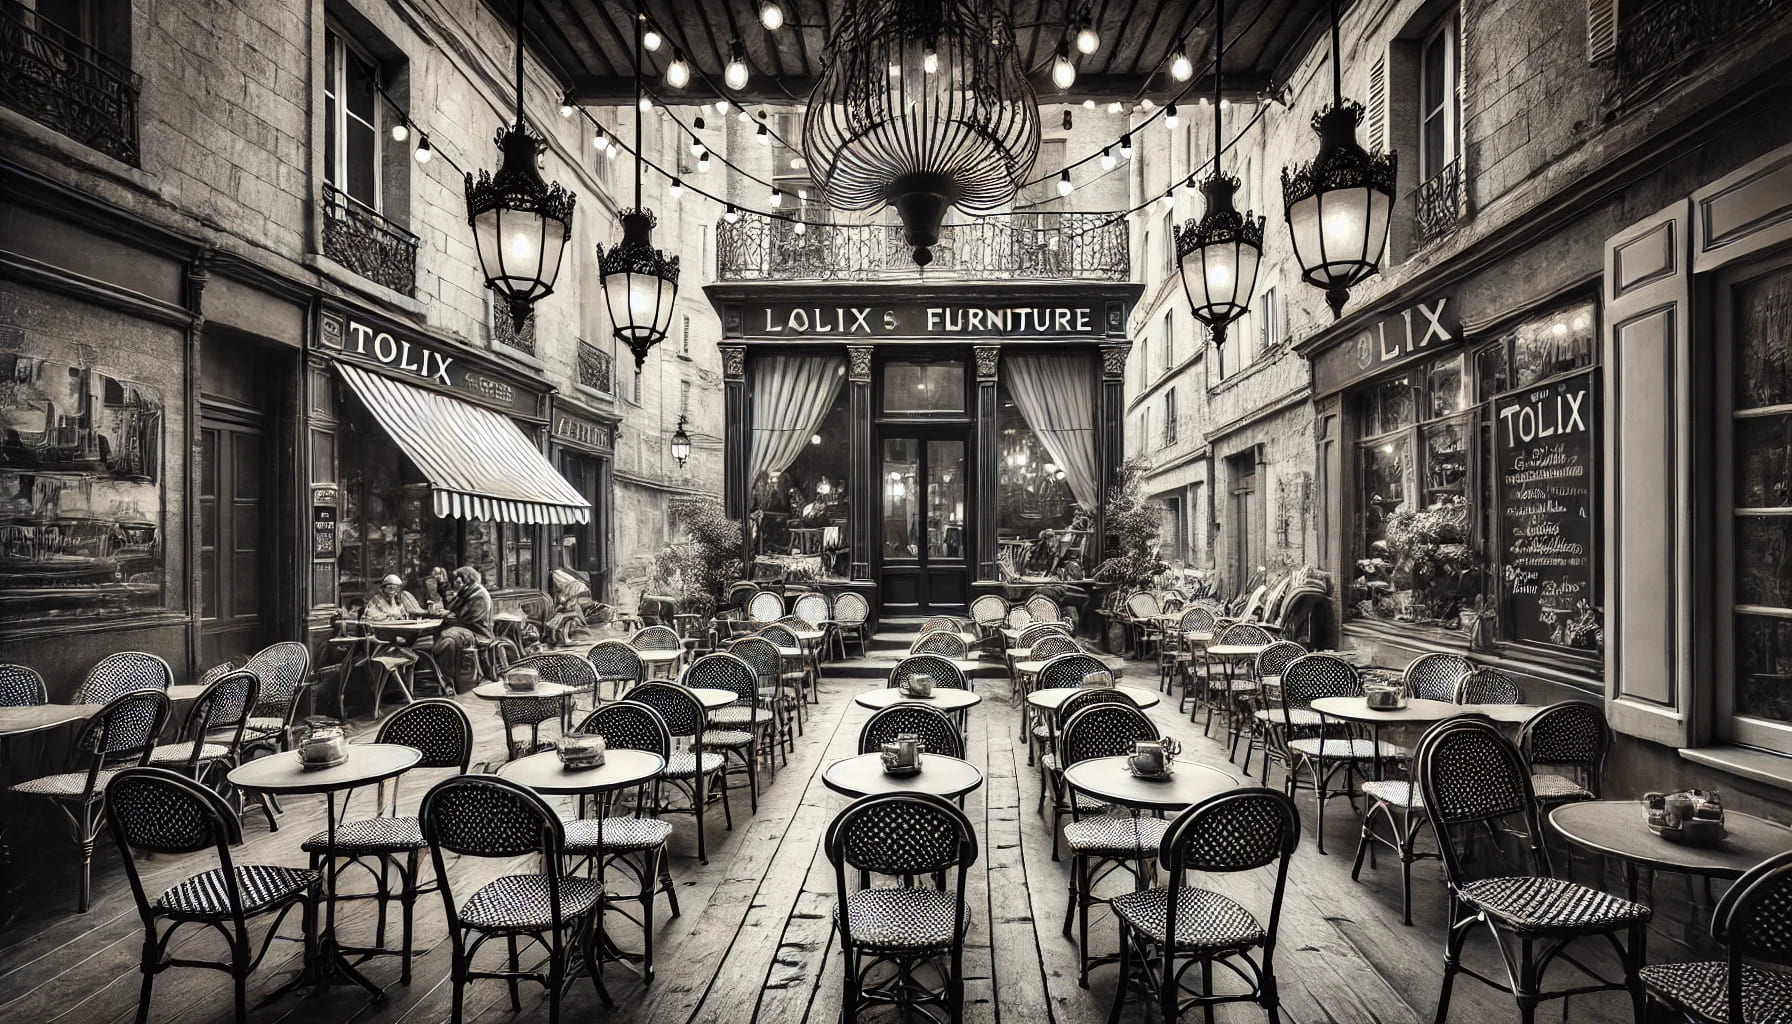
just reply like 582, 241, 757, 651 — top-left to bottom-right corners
433, 566, 495, 690
365, 574, 425, 621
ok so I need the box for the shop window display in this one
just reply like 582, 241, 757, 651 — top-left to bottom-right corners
995, 363, 1093, 578
749, 387, 850, 580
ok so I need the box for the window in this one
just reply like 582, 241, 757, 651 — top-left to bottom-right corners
1141, 408, 1152, 456
1419, 9, 1461, 178
1162, 211, 1175, 280
882, 361, 964, 414
1257, 286, 1283, 352
324, 28, 381, 209
679, 379, 691, 417
1163, 388, 1178, 446
680, 315, 691, 357
1163, 311, 1175, 371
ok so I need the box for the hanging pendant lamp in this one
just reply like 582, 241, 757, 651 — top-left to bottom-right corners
1281, 0, 1396, 318
1176, 0, 1262, 351
598, 7, 681, 370
670, 415, 692, 467
465, 0, 576, 330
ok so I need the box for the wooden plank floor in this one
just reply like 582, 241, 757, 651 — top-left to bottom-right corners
0, 656, 1655, 1023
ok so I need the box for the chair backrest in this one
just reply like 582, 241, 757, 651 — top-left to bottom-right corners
105, 767, 246, 924
858, 704, 962, 758
1518, 701, 1610, 795
0, 664, 47, 707
627, 681, 706, 738
910, 631, 969, 658
1025, 594, 1062, 622
726, 636, 783, 688
1056, 687, 1141, 727
1255, 640, 1308, 680
888, 654, 969, 692
195, 660, 237, 688
826, 793, 978, 949
1027, 633, 1080, 661
757, 623, 800, 648
378, 698, 474, 772
421, 776, 573, 936
776, 615, 816, 632
685, 653, 759, 709
498, 691, 564, 731
790, 592, 831, 625
747, 591, 785, 622
1125, 591, 1161, 619
1158, 789, 1300, 962
1457, 666, 1521, 705
573, 700, 672, 757
1005, 605, 1035, 628
1177, 606, 1217, 634
1017, 620, 1071, 648
1059, 702, 1158, 767
1034, 652, 1112, 691
919, 615, 961, 635
832, 591, 870, 626
72, 689, 171, 774
969, 594, 1009, 627
511, 652, 599, 693
1403, 653, 1473, 702
174, 669, 259, 767
1711, 850, 1792, 967
1215, 622, 1274, 647
77, 652, 173, 704
1276, 654, 1361, 714
243, 642, 310, 707
587, 640, 646, 684
1415, 717, 1548, 886
630, 625, 683, 652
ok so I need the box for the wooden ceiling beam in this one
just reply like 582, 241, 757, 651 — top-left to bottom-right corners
573, 71, 1273, 105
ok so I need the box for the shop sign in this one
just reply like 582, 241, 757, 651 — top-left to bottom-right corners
312, 505, 338, 558
318, 309, 544, 418
552, 410, 613, 454
1314, 294, 1462, 395
745, 301, 1107, 339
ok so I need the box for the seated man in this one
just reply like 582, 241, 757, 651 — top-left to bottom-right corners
364, 573, 425, 621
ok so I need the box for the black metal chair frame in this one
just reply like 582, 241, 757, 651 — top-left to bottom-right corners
685, 652, 772, 813
1639, 849, 1792, 1024
1518, 701, 1610, 805
1232, 639, 1309, 775
150, 668, 259, 797
627, 682, 732, 864
586, 640, 646, 703
1276, 654, 1400, 856
727, 634, 801, 756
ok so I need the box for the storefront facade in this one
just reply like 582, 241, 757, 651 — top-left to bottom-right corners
706, 283, 1141, 614
547, 398, 617, 601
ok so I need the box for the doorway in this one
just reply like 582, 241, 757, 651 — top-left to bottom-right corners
878, 433, 968, 611
1228, 452, 1262, 597
198, 334, 285, 666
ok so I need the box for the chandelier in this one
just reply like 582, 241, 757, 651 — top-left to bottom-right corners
465, 0, 575, 330
803, 0, 1041, 266
1281, 0, 1396, 318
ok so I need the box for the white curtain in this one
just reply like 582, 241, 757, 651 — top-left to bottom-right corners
1005, 353, 1099, 509
749, 353, 846, 487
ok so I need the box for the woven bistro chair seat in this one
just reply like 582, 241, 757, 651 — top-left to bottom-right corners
700, 728, 755, 750
1285, 737, 1406, 761
1456, 875, 1651, 936
562, 817, 675, 853
1110, 886, 1267, 953
707, 706, 767, 730
455, 873, 603, 934
1529, 772, 1595, 804
836, 888, 960, 952
148, 742, 231, 766
1062, 815, 1170, 857
1358, 779, 1425, 808
662, 750, 727, 778
1639, 961, 1792, 1023
12, 768, 130, 799
157, 865, 321, 919
1252, 706, 1323, 728
301, 816, 427, 855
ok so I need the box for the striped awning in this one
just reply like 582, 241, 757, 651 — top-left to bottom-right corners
336, 362, 590, 526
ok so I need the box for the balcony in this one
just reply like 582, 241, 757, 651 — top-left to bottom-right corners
0, 0, 140, 165
715, 212, 1130, 282
1414, 158, 1464, 246
1610, 0, 1791, 109
321, 182, 420, 297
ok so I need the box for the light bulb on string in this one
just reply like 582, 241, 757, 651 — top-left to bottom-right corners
1165, 103, 1179, 129
413, 133, 432, 163
1058, 169, 1073, 196
724, 41, 749, 90
1075, 21, 1100, 55
794, 221, 806, 235
666, 51, 690, 89
1051, 42, 1076, 91
698, 151, 710, 172
769, 187, 782, 207
559, 90, 575, 118
723, 204, 738, 223
1160, 189, 1175, 208
759, 2, 784, 30
638, 96, 653, 113
1100, 146, 1115, 170
643, 28, 661, 51
714, 99, 728, 113
756, 122, 769, 145
669, 177, 683, 198
923, 46, 939, 74
390, 122, 409, 142
1170, 42, 1193, 81
1119, 133, 1133, 159
1107, 100, 1122, 113
1083, 98, 1095, 110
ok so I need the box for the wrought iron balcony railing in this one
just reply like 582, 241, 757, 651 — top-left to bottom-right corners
1414, 158, 1464, 245
1611, 0, 1789, 108
321, 182, 420, 297
0, 0, 140, 165
716, 212, 1130, 282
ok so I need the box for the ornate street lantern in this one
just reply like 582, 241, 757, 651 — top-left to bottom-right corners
804, 0, 1041, 266
1281, 0, 1396, 318
1176, 0, 1262, 350
671, 416, 692, 467
465, 0, 576, 330
598, 8, 681, 369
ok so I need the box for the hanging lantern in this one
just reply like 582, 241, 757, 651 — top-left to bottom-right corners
465, 0, 576, 330
1281, 0, 1396, 318
671, 416, 692, 467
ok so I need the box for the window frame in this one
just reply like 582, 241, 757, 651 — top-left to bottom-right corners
1418, 7, 1461, 180
1162, 309, 1175, 373
1163, 387, 1178, 447
323, 25, 383, 212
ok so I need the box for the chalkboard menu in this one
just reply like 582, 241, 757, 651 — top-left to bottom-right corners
313, 505, 338, 558
1494, 370, 1600, 650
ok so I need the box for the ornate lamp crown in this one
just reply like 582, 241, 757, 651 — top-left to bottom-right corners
804, 0, 1041, 266
465, 123, 578, 329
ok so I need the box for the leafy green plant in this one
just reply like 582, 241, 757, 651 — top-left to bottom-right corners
651, 498, 743, 617
1092, 457, 1166, 586
1381, 500, 1481, 623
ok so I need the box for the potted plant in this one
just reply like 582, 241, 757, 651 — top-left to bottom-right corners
1381, 500, 1482, 626
650, 498, 743, 623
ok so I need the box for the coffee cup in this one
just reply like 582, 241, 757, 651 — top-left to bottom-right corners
1130, 740, 1166, 777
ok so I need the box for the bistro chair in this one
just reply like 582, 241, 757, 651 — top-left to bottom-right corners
419, 775, 609, 1022
1278, 654, 1402, 855
492, 657, 570, 762
758, 623, 815, 703
1107, 788, 1301, 1024
911, 630, 970, 659
1033, 652, 1110, 692
747, 591, 784, 623
1, 663, 48, 707
239, 642, 314, 827
1199, 622, 1273, 744
566, 701, 679, 978
147, 668, 258, 787
1235, 639, 1310, 776
301, 698, 472, 985
1026, 633, 1080, 662
858, 704, 962, 759
1416, 717, 1650, 1024
11, 688, 171, 912
1026, 593, 1064, 623
919, 615, 961, 635
1058, 702, 1161, 969
829, 591, 872, 660
826, 792, 978, 1024
1639, 849, 1792, 1023
791, 592, 834, 659
1006, 605, 1036, 630
1016, 619, 1072, 649
1124, 591, 1163, 659
629, 625, 686, 680
1518, 701, 1611, 807
969, 594, 1010, 638
1170, 606, 1220, 712
76, 651, 173, 704
1457, 665, 1523, 705
586, 640, 646, 702
685, 652, 773, 812
1036, 688, 1141, 816
105, 767, 320, 1024
888, 654, 970, 692
510, 652, 600, 729
1404, 653, 1473, 702
627, 682, 731, 864
728, 634, 801, 753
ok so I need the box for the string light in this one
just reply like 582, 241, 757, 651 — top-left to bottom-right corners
666, 50, 690, 89
1100, 146, 1115, 170
698, 151, 711, 172
1051, 42, 1076, 90
559, 90, 575, 118
638, 96, 653, 113
756, 122, 770, 145
1075, 20, 1100, 55
670, 177, 683, 198
1165, 103, 1179, 129
1057, 169, 1073, 196
794, 221, 806, 235
1082, 98, 1095, 110
1171, 42, 1194, 82
723, 204, 738, 223
413, 133, 432, 163
1119, 133, 1133, 159
642, 28, 661, 51
724, 41, 749, 90
769, 187, 782, 207
1160, 188, 1175, 207
759, 2, 784, 30
390, 121, 408, 142
714, 99, 728, 113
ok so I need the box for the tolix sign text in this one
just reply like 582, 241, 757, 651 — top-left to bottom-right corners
318, 308, 546, 419
1314, 293, 1463, 395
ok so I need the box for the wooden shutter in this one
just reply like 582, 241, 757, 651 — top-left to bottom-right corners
1587, 0, 1619, 63
1366, 56, 1387, 153
1602, 200, 1692, 747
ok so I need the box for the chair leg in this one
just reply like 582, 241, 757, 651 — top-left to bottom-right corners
506, 935, 522, 1010
400, 851, 419, 984
135, 941, 155, 1024
640, 847, 659, 979
1107, 927, 1132, 1024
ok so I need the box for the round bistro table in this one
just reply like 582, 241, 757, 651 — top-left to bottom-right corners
1025, 685, 1160, 712
1309, 696, 1543, 780
228, 744, 421, 1000
823, 752, 984, 800
853, 688, 982, 712
1061, 756, 1239, 812
0, 704, 96, 738
1550, 800, 1792, 903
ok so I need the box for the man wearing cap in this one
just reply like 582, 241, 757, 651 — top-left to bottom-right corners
365, 573, 425, 621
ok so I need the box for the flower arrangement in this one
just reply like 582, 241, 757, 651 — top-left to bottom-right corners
651, 498, 743, 619
1379, 500, 1482, 624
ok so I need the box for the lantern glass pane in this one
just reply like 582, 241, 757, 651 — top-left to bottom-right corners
603, 270, 638, 337
497, 208, 550, 294
1288, 194, 1323, 275
537, 216, 568, 296
473, 209, 502, 285
1318, 188, 1372, 266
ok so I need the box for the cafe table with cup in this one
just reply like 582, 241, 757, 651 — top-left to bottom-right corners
1061, 737, 1240, 812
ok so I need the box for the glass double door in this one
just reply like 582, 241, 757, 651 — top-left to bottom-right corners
879, 433, 968, 611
